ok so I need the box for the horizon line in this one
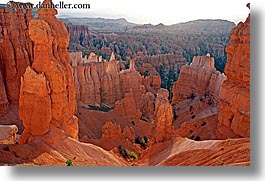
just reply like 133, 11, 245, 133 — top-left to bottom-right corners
57, 15, 239, 26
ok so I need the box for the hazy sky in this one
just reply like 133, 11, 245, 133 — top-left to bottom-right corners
2, 0, 250, 25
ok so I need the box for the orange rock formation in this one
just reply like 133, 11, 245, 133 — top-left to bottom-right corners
172, 55, 226, 104
114, 89, 142, 120
0, 3, 34, 104
152, 89, 173, 142
216, 13, 250, 139
72, 53, 159, 118
19, 0, 78, 144
0, 1, 250, 166
171, 55, 226, 140
137, 63, 161, 95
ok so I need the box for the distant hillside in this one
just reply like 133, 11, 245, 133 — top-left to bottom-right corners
171, 19, 235, 34
60, 17, 235, 33
129, 19, 235, 34
59, 17, 137, 31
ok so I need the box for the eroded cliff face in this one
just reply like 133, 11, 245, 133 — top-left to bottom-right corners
216, 14, 250, 139
152, 89, 173, 142
138, 63, 161, 95
72, 52, 160, 114
171, 55, 226, 141
0, 1, 250, 166
0, 4, 34, 104
172, 55, 226, 104
66, 23, 92, 50
19, 0, 78, 144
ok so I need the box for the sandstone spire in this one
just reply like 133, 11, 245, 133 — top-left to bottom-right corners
152, 88, 173, 142
129, 59, 136, 71
19, 0, 78, 144
37, 0, 57, 16
110, 52, 115, 61
106, 57, 118, 75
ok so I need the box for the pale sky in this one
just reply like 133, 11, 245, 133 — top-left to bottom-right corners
2, 0, 250, 25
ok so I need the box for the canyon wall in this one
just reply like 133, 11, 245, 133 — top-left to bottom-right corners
216, 13, 250, 139
19, 0, 78, 144
172, 55, 226, 104
0, 3, 34, 104
171, 55, 226, 140
71, 52, 161, 109
66, 23, 92, 54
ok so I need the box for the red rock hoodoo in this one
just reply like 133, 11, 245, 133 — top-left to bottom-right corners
19, 0, 78, 144
71, 52, 159, 117
216, 13, 250, 139
172, 55, 226, 104
171, 55, 226, 140
152, 89, 173, 142
0, 1, 250, 166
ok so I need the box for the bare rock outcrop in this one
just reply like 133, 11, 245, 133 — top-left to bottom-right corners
101, 121, 122, 140
138, 63, 161, 94
0, 3, 34, 104
140, 92, 156, 121
71, 53, 125, 107
123, 125, 135, 142
171, 55, 226, 140
72, 55, 157, 114
119, 59, 143, 103
104, 53, 122, 103
113, 88, 142, 120
172, 55, 226, 104
19, 0, 78, 144
152, 89, 173, 142
217, 12, 250, 139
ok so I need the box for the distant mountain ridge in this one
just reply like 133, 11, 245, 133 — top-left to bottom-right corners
60, 17, 235, 32
59, 17, 137, 31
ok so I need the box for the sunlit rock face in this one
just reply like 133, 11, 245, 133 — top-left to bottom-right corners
19, 0, 78, 144
216, 13, 250, 139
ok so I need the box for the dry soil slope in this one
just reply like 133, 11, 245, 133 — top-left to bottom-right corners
0, 137, 127, 166
137, 137, 250, 166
